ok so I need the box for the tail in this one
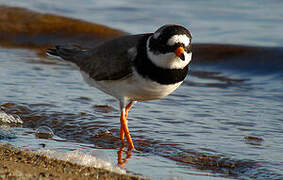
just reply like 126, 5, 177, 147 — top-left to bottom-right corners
46, 45, 85, 63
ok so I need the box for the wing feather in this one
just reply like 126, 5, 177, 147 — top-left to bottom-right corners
47, 34, 148, 80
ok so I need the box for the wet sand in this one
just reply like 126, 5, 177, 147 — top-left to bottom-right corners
0, 144, 146, 180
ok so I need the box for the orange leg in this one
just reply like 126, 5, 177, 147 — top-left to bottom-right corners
120, 103, 132, 140
120, 102, 135, 150
120, 110, 134, 150
120, 115, 125, 141
125, 101, 133, 118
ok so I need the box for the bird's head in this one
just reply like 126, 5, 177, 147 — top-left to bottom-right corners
147, 24, 192, 69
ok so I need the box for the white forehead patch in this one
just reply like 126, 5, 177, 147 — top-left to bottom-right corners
167, 34, 190, 47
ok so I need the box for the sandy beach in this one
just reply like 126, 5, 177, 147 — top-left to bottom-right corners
0, 144, 146, 180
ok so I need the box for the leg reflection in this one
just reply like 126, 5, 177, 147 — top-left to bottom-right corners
117, 145, 132, 167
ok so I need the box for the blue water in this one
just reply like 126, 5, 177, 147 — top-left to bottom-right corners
1, 1, 283, 179
1, 0, 283, 46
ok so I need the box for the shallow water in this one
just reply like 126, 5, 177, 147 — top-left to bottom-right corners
1, 46, 283, 179
1, 0, 283, 179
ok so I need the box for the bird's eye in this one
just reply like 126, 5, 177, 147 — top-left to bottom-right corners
172, 43, 182, 50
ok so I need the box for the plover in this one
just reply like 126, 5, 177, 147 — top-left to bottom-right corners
47, 24, 192, 150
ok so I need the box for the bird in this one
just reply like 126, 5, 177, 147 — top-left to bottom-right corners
46, 24, 192, 150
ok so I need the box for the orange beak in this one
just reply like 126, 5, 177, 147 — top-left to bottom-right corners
175, 46, 185, 61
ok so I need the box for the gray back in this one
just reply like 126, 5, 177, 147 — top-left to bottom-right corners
75, 34, 148, 80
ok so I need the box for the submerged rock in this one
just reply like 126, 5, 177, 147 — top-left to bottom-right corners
0, 5, 125, 51
1, 5, 283, 63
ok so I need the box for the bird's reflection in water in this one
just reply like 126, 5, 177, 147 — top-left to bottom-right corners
117, 145, 132, 166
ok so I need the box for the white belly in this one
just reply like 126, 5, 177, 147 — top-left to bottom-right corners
80, 71, 183, 101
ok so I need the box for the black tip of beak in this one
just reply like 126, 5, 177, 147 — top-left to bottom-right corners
180, 53, 185, 61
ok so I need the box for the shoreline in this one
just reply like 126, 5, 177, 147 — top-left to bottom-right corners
0, 144, 146, 180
